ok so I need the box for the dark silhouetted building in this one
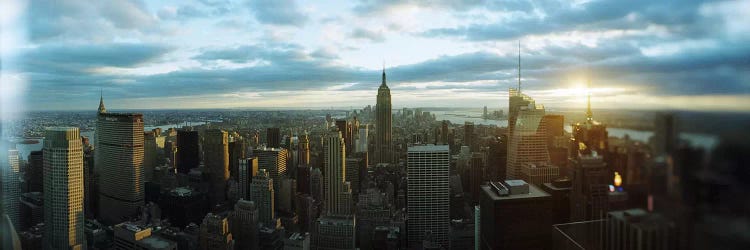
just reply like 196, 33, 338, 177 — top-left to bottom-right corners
177, 130, 200, 174
480, 180, 553, 250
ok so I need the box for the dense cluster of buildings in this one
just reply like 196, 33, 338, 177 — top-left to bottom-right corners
1, 64, 747, 250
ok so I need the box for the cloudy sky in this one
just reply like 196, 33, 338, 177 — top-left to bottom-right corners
1, 0, 749, 112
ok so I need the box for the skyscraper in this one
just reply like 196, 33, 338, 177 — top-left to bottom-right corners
96, 97, 145, 225
569, 87, 611, 221
199, 213, 233, 250
229, 139, 246, 179
143, 131, 159, 182
229, 199, 259, 250
204, 129, 230, 205
375, 68, 393, 164
238, 157, 258, 200
267, 127, 281, 148
176, 130, 200, 174
507, 96, 550, 180
254, 147, 288, 203
479, 180, 554, 249
314, 130, 356, 250
250, 169, 276, 227
464, 122, 475, 151
43, 127, 85, 249
1, 149, 20, 229
407, 145, 450, 248
298, 131, 310, 166
323, 130, 353, 216
356, 125, 368, 153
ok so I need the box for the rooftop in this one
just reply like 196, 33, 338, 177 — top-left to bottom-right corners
482, 181, 550, 201
408, 144, 449, 152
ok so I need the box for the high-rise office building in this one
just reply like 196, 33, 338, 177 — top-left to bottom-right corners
267, 128, 281, 148
310, 167, 323, 203
464, 122, 475, 151
254, 147, 288, 204
96, 98, 145, 225
251, 169, 277, 228
176, 130, 200, 174
488, 135, 508, 181
2, 149, 21, 229
204, 129, 230, 205
82, 136, 98, 219
229, 199, 259, 250
569, 92, 611, 221
144, 131, 159, 182
43, 127, 86, 249
479, 180, 553, 249
229, 139, 246, 179
314, 130, 356, 250
407, 145, 450, 248
336, 120, 353, 154
238, 157, 258, 200
26, 150, 44, 193
298, 131, 310, 166
19, 192, 43, 230
652, 113, 677, 156
356, 125, 368, 153
570, 154, 610, 221
345, 157, 363, 196
375, 68, 393, 164
323, 130, 353, 216
520, 163, 560, 186
507, 97, 550, 180
199, 213, 233, 250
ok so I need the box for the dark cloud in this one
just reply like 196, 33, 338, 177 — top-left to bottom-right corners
246, 0, 308, 26
20, 43, 172, 74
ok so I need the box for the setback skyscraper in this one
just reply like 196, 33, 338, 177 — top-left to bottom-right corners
507, 94, 550, 180
43, 127, 85, 249
96, 97, 145, 225
375, 68, 393, 164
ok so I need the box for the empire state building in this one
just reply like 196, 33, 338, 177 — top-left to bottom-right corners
376, 68, 393, 164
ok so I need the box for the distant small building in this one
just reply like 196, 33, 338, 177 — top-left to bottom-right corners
113, 222, 177, 250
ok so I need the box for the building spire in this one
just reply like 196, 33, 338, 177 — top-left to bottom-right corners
381, 61, 387, 87
586, 77, 593, 122
98, 89, 107, 114
517, 40, 521, 94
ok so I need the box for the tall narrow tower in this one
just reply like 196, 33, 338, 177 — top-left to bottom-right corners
375, 68, 393, 164
323, 130, 352, 216
1, 149, 21, 229
204, 129, 229, 205
44, 127, 85, 249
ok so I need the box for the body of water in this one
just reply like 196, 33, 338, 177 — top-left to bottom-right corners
433, 110, 718, 150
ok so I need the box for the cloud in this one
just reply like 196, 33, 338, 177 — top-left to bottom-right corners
28, 0, 158, 41
246, 0, 308, 26
350, 28, 386, 43
20, 43, 172, 74
421, 0, 717, 41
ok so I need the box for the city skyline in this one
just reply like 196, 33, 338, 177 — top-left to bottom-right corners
1, 0, 749, 113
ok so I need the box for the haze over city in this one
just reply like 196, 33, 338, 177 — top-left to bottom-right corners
2, 0, 749, 112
